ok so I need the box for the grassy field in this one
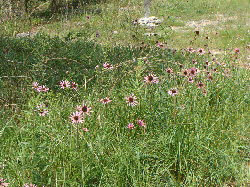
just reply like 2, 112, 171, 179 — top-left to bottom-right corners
0, 0, 250, 186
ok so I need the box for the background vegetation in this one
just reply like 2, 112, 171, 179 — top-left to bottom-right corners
0, 0, 249, 186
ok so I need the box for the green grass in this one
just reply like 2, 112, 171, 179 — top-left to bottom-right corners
0, 0, 250, 186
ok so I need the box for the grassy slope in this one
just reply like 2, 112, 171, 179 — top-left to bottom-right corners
0, 0, 250, 186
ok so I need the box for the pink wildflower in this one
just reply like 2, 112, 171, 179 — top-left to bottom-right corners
60, 80, 70, 89
192, 59, 197, 64
182, 69, 189, 76
168, 88, 178, 96
83, 128, 89, 132
137, 119, 146, 128
103, 62, 113, 69
100, 97, 112, 104
0, 178, 10, 186
69, 111, 84, 124
32, 82, 40, 91
165, 68, 173, 74
208, 75, 213, 81
38, 85, 49, 92
197, 81, 205, 89
197, 48, 205, 55
189, 67, 197, 76
24, 183, 37, 187
35, 104, 49, 116
77, 101, 92, 116
144, 73, 159, 84
203, 89, 207, 96
234, 47, 240, 54
187, 47, 195, 53
125, 94, 138, 106
156, 42, 164, 48
127, 123, 134, 130
72, 82, 77, 91
187, 77, 194, 83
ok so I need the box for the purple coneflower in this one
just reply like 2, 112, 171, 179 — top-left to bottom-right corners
103, 62, 114, 69
38, 85, 49, 92
0, 178, 10, 186
192, 59, 197, 64
203, 89, 207, 96
197, 81, 205, 89
208, 75, 213, 81
234, 47, 240, 54
137, 119, 146, 128
72, 82, 77, 91
77, 101, 92, 116
100, 97, 112, 104
168, 88, 178, 96
144, 73, 159, 84
60, 80, 70, 89
182, 69, 189, 76
69, 111, 84, 124
187, 46, 193, 53
35, 104, 49, 116
187, 47, 195, 53
165, 68, 173, 74
197, 48, 205, 55
32, 82, 39, 91
188, 77, 194, 83
125, 94, 138, 106
127, 123, 134, 130
189, 67, 197, 76
83, 128, 89, 132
